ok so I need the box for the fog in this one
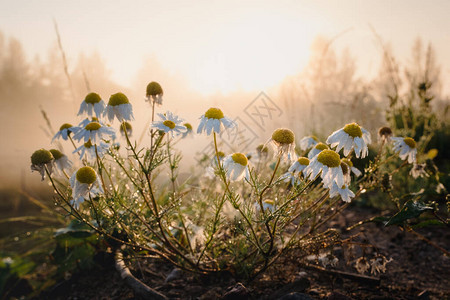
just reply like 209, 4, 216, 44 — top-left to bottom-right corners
0, 30, 448, 189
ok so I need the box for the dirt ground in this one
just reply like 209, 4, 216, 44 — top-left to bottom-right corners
40, 206, 450, 300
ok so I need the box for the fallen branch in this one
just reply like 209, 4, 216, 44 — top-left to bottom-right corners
115, 250, 167, 300
301, 263, 381, 285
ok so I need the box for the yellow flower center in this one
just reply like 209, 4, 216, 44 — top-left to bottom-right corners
59, 123, 73, 131
84, 92, 102, 104
403, 137, 416, 148
343, 123, 363, 138
120, 121, 132, 132
31, 149, 53, 165
146, 81, 163, 96
297, 157, 310, 166
217, 151, 225, 158
341, 158, 353, 167
263, 199, 274, 206
49, 149, 64, 160
317, 149, 341, 168
272, 128, 295, 145
163, 120, 176, 129
184, 123, 193, 131
76, 166, 97, 184
84, 140, 93, 148
204, 108, 224, 120
108, 92, 130, 106
257, 144, 269, 153
85, 122, 102, 131
315, 142, 329, 151
231, 153, 248, 166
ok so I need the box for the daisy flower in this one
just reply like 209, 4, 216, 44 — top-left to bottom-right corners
328, 182, 355, 203
145, 81, 163, 106
197, 107, 236, 135
307, 142, 329, 159
72, 121, 116, 145
289, 157, 310, 176
78, 116, 102, 128
49, 149, 72, 175
266, 128, 297, 162
255, 199, 275, 213
299, 136, 319, 151
52, 123, 75, 142
378, 126, 393, 143
152, 111, 187, 137
30, 149, 54, 180
70, 166, 103, 209
340, 158, 362, 177
78, 92, 105, 118
119, 121, 133, 137
409, 163, 429, 178
73, 140, 109, 162
391, 137, 417, 163
105, 92, 134, 123
326, 122, 371, 158
280, 172, 302, 186
205, 151, 226, 178
305, 149, 344, 188
181, 122, 194, 138
222, 152, 250, 181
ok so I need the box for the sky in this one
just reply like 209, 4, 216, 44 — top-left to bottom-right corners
1, 0, 450, 95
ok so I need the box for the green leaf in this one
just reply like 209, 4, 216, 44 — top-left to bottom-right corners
385, 200, 433, 226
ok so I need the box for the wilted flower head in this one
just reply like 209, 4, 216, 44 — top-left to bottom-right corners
378, 126, 393, 143
105, 92, 134, 122
308, 142, 329, 159
70, 166, 103, 209
197, 107, 236, 135
31, 149, 54, 180
119, 121, 133, 137
370, 256, 392, 275
145, 81, 163, 105
52, 123, 75, 142
78, 92, 105, 118
152, 111, 186, 137
326, 122, 371, 158
222, 153, 250, 181
409, 163, 429, 179
341, 158, 361, 177
391, 137, 417, 163
355, 257, 370, 274
299, 136, 319, 151
49, 149, 72, 175
267, 128, 296, 162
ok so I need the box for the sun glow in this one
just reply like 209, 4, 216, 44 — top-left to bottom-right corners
189, 14, 315, 94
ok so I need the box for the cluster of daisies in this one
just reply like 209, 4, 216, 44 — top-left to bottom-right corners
31, 81, 421, 211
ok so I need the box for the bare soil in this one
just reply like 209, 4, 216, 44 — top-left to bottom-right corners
40, 206, 450, 300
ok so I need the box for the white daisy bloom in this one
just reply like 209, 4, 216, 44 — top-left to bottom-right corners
307, 142, 329, 159
152, 111, 187, 137
30, 149, 54, 181
289, 157, 310, 176
52, 123, 76, 143
73, 140, 109, 162
197, 107, 236, 135
299, 136, 319, 151
409, 163, 429, 179
72, 121, 116, 145
145, 81, 163, 106
70, 166, 103, 209
78, 92, 105, 118
391, 137, 417, 163
181, 122, 194, 139
49, 149, 72, 175
329, 182, 355, 203
266, 128, 297, 162
305, 149, 344, 188
255, 199, 275, 213
78, 116, 106, 128
222, 153, 250, 181
326, 123, 371, 158
105, 92, 134, 123
280, 172, 301, 186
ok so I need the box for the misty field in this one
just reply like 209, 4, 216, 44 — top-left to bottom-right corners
0, 20, 449, 300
